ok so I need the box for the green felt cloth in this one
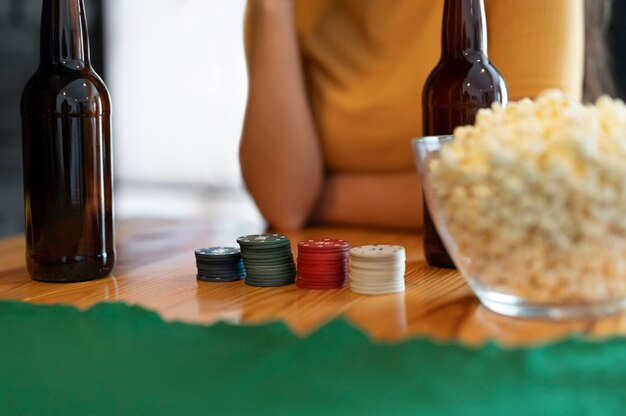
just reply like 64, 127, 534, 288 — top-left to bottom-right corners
0, 301, 625, 415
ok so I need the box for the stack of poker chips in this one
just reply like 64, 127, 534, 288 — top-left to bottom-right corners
296, 239, 350, 290
195, 247, 246, 282
349, 245, 406, 295
237, 234, 296, 287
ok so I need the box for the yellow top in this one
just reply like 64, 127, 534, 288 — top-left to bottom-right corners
248, 0, 584, 173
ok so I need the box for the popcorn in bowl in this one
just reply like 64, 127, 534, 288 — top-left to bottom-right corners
427, 90, 626, 313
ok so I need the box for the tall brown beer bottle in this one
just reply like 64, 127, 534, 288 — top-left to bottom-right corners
422, 0, 507, 268
21, 0, 115, 282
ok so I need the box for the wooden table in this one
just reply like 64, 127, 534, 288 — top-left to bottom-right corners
1, 219, 625, 346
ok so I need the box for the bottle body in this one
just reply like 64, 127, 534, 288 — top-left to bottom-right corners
422, 0, 508, 268
21, 0, 115, 282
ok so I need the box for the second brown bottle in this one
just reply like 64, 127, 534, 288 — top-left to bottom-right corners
422, 0, 508, 269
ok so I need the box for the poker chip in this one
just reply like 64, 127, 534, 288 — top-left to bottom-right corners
194, 247, 246, 282
237, 234, 290, 246
297, 239, 350, 290
349, 245, 406, 295
238, 234, 296, 287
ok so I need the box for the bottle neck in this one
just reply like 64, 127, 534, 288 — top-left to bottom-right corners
40, 0, 91, 70
441, 0, 488, 60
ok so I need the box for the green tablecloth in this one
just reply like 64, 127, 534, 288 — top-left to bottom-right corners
0, 301, 624, 415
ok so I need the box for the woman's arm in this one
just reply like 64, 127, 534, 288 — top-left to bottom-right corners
240, 0, 323, 230
313, 173, 423, 230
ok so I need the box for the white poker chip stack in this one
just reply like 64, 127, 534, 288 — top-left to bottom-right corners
349, 245, 406, 295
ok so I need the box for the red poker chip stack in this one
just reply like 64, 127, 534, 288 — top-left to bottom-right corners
296, 239, 350, 290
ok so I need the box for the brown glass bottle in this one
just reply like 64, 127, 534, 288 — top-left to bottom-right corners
20, 0, 115, 282
422, 0, 508, 268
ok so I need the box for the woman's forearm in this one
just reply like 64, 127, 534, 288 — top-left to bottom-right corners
313, 173, 424, 230
240, 0, 324, 230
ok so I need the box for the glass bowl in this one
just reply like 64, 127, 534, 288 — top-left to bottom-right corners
412, 136, 626, 319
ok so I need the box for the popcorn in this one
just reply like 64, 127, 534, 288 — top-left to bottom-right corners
430, 90, 626, 303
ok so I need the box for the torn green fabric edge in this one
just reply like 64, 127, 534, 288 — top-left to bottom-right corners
0, 301, 624, 416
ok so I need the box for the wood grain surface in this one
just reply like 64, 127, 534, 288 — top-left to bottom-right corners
1, 219, 625, 346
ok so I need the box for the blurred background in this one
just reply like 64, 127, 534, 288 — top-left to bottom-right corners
1, 0, 625, 238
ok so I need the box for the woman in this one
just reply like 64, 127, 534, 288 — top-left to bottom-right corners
240, 0, 585, 230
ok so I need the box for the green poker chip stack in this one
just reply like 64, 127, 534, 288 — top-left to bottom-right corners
237, 234, 296, 287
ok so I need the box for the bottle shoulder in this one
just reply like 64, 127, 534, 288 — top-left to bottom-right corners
425, 57, 504, 86
423, 57, 508, 106
22, 67, 111, 117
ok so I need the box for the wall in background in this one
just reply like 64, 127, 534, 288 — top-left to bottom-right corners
105, 0, 248, 189
0, 0, 103, 237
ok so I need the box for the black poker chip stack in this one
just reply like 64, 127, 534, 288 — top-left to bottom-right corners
195, 247, 246, 282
